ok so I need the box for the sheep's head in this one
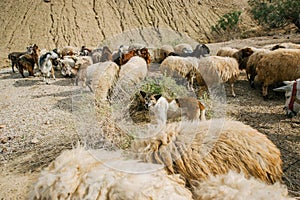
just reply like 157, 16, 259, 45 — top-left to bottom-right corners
233, 47, 254, 70
274, 79, 300, 118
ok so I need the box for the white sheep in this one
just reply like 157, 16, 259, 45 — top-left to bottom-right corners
197, 56, 240, 97
216, 47, 239, 57
255, 48, 300, 98
131, 119, 283, 186
116, 56, 148, 94
174, 43, 193, 55
160, 56, 200, 90
83, 61, 120, 101
192, 170, 294, 200
30, 148, 193, 200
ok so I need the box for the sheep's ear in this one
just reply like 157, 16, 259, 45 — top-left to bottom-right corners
154, 94, 162, 100
273, 85, 292, 92
140, 91, 147, 98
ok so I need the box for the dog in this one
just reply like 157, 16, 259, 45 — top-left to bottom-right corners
140, 91, 206, 125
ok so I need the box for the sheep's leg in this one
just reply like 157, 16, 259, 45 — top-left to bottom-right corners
19, 67, 25, 78
28, 65, 35, 77
230, 82, 236, 97
12, 62, 15, 73
262, 84, 268, 99
200, 109, 206, 121
51, 67, 56, 80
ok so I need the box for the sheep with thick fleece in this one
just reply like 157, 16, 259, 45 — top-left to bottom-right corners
30, 148, 193, 200
174, 43, 193, 55
84, 61, 119, 101
116, 56, 148, 94
160, 56, 200, 90
131, 119, 282, 187
245, 48, 270, 87
255, 48, 300, 97
216, 47, 239, 57
197, 56, 240, 97
153, 44, 175, 63
192, 171, 294, 200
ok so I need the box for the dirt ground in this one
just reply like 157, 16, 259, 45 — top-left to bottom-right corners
0, 34, 300, 199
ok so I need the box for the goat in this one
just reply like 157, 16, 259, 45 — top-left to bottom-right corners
16, 44, 39, 78
8, 44, 34, 73
38, 50, 59, 83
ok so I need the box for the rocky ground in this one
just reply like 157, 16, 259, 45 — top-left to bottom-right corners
0, 34, 300, 199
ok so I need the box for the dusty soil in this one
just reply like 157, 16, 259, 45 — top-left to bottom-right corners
0, 33, 300, 199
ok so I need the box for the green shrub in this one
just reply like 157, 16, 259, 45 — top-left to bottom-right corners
248, 0, 300, 30
140, 76, 189, 98
211, 11, 242, 34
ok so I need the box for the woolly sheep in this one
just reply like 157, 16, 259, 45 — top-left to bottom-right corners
255, 48, 300, 98
131, 119, 282, 186
59, 46, 79, 57
174, 43, 193, 55
116, 56, 148, 95
216, 47, 239, 57
74, 56, 93, 86
30, 148, 193, 200
192, 171, 294, 200
83, 61, 120, 101
160, 56, 200, 90
153, 44, 175, 63
245, 48, 270, 87
197, 56, 240, 97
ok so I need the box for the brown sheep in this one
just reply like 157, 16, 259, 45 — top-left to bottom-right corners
131, 119, 283, 187
255, 48, 300, 98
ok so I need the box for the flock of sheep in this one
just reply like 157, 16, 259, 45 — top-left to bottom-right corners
7, 41, 300, 199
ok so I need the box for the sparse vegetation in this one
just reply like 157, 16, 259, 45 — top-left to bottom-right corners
211, 11, 242, 34
140, 76, 189, 98
248, 0, 300, 30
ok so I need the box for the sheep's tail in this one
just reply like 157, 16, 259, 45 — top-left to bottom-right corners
198, 100, 206, 121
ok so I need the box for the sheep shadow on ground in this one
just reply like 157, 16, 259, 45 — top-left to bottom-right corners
50, 78, 74, 86
0, 70, 23, 80
13, 78, 41, 87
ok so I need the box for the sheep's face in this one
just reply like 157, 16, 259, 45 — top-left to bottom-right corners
274, 80, 300, 118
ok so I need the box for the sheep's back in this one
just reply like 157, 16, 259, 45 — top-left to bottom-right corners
256, 49, 300, 85
160, 56, 199, 77
198, 56, 239, 84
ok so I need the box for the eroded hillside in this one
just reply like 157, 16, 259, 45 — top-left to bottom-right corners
0, 0, 255, 66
